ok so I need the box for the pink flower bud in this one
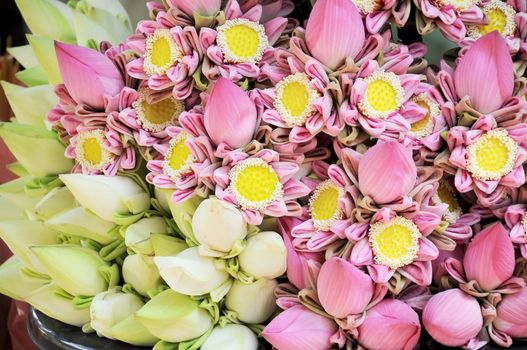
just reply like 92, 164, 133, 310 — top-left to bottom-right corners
167, 0, 221, 16
494, 287, 527, 338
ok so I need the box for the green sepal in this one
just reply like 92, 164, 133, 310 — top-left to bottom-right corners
98, 263, 120, 288
99, 239, 127, 262
72, 295, 93, 309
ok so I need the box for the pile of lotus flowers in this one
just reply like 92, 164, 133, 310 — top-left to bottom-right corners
1, 0, 527, 349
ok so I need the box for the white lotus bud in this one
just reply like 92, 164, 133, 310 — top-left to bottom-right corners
33, 186, 76, 220
124, 217, 169, 255
226, 279, 278, 324
0, 256, 48, 301
122, 254, 162, 296
192, 198, 247, 252
201, 324, 258, 350
238, 232, 287, 279
154, 247, 230, 296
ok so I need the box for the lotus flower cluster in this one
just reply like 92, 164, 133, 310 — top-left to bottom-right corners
1, 0, 527, 349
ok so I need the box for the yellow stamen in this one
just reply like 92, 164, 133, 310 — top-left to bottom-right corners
409, 93, 439, 140
229, 158, 283, 211
369, 216, 420, 269
432, 180, 462, 223
309, 180, 344, 231
162, 132, 194, 182
468, 0, 516, 38
352, 0, 382, 14
466, 129, 518, 181
144, 29, 183, 76
435, 0, 479, 12
134, 89, 185, 132
522, 214, 527, 241
75, 129, 114, 172
358, 71, 404, 119
216, 18, 268, 63
274, 73, 320, 127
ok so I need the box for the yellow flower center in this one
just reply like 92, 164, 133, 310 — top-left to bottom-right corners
468, 0, 516, 38
144, 29, 183, 76
369, 216, 420, 269
359, 71, 404, 119
162, 132, 194, 182
216, 18, 269, 63
466, 129, 518, 181
309, 180, 343, 231
229, 158, 283, 210
274, 73, 319, 127
437, 0, 479, 12
409, 93, 439, 140
352, 0, 382, 14
75, 129, 114, 172
134, 89, 185, 132
432, 180, 462, 223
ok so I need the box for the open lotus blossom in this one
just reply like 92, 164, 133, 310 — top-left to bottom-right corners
65, 127, 136, 176
146, 126, 217, 202
413, 0, 485, 42
212, 149, 311, 225
504, 204, 527, 258
126, 14, 202, 100
198, 0, 288, 83
353, 0, 412, 34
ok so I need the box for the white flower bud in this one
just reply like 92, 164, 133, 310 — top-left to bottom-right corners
122, 254, 162, 296
124, 217, 168, 255
201, 324, 258, 350
226, 279, 278, 324
238, 231, 287, 279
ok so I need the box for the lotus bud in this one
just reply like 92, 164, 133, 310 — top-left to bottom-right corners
154, 247, 230, 296
26, 283, 91, 327
305, 0, 365, 70
0, 176, 44, 212
0, 196, 24, 221
45, 207, 118, 245
464, 222, 514, 291
54, 42, 124, 109
317, 257, 373, 318
135, 288, 212, 342
166, 192, 203, 239
122, 254, 162, 296
90, 289, 157, 346
358, 141, 417, 204
204, 78, 257, 149
263, 305, 337, 350
15, 0, 75, 42
201, 324, 258, 350
167, 0, 221, 17
454, 32, 514, 114
7, 44, 38, 68
225, 279, 278, 324
0, 256, 49, 301
124, 217, 169, 255
494, 287, 527, 338
357, 299, 421, 350
0, 220, 58, 273
154, 188, 171, 214
423, 288, 483, 347
1, 81, 56, 127
192, 198, 248, 253
33, 186, 76, 220
59, 174, 150, 223
150, 233, 188, 256
238, 231, 287, 280
31, 245, 110, 296
0, 122, 73, 177
27, 34, 62, 85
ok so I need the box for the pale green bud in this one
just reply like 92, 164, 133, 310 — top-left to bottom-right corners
201, 324, 258, 350
124, 217, 168, 255
238, 231, 287, 279
122, 254, 162, 296
225, 279, 278, 324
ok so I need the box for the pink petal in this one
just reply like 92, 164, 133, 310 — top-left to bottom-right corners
167, 0, 221, 16
454, 32, 514, 114
494, 287, 527, 338
464, 222, 515, 291
305, 0, 365, 70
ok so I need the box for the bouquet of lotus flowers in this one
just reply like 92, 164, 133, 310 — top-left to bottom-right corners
2, 0, 527, 349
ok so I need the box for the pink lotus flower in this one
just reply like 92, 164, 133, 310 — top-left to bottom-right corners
493, 287, 527, 343
357, 299, 421, 350
359, 0, 412, 34
212, 149, 310, 225
454, 31, 514, 114
263, 305, 338, 350
204, 78, 258, 149
126, 20, 202, 100
54, 42, 124, 110
423, 288, 483, 347
166, 0, 221, 17
305, 0, 365, 70
504, 204, 527, 258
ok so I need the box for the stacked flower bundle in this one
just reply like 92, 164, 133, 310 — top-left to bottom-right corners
1, 0, 527, 349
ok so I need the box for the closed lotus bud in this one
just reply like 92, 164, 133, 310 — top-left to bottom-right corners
0, 256, 49, 301
124, 217, 169, 255
0, 196, 24, 221
26, 283, 90, 327
357, 299, 421, 350
192, 198, 248, 253
31, 245, 110, 296
90, 289, 157, 346
238, 232, 287, 279
494, 287, 527, 338
33, 186, 76, 220
423, 288, 483, 347
305, 0, 365, 70
122, 254, 162, 296
45, 207, 118, 245
135, 288, 212, 343
154, 188, 171, 214
0, 122, 73, 177
201, 324, 258, 350
154, 247, 230, 296
27, 34, 62, 85
204, 78, 257, 149
15, 0, 75, 42
166, 193, 203, 239
0, 177, 45, 212
167, 0, 221, 17
358, 141, 417, 204
1, 81, 56, 127
150, 233, 188, 256
225, 279, 278, 324
59, 174, 151, 223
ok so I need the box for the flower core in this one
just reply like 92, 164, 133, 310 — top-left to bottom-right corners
436, 0, 479, 12
274, 73, 319, 127
468, 0, 516, 38
352, 0, 382, 14
162, 132, 194, 182
75, 129, 114, 172
359, 71, 404, 119
309, 180, 344, 231
409, 93, 439, 140
134, 90, 185, 132
432, 180, 462, 223
216, 19, 268, 63
144, 29, 183, 76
